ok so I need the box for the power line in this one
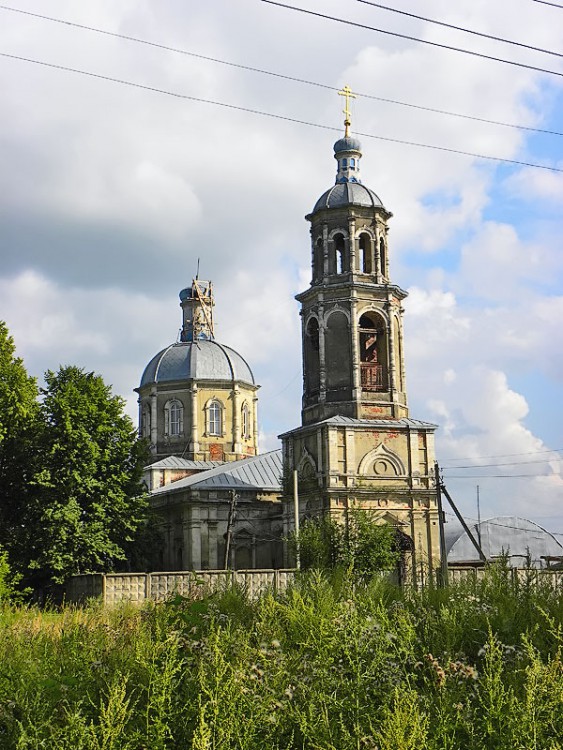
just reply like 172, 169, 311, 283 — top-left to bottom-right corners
1, 4, 561, 138
357, 0, 563, 60
445, 473, 560, 478
261, 0, 563, 79
440, 447, 563, 463
532, 0, 563, 7
443, 458, 562, 470
2, 51, 562, 174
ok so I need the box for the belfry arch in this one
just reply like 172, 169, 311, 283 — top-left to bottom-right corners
358, 311, 388, 391
330, 232, 346, 275
358, 232, 373, 274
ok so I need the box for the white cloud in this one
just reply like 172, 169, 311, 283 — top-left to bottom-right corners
0, 0, 561, 527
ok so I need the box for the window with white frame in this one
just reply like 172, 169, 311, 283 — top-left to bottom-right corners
241, 401, 250, 438
207, 399, 223, 436
165, 399, 183, 436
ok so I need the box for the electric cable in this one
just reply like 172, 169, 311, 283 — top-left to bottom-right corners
532, 0, 563, 8
1, 4, 561, 137
444, 473, 561, 478
356, 0, 563, 59
439, 447, 563, 462
261, 0, 563, 79
2, 51, 562, 174
442, 458, 562, 470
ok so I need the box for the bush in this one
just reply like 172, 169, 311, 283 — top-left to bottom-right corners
290, 508, 400, 579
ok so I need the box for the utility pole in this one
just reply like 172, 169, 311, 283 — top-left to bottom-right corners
224, 490, 237, 570
293, 470, 300, 570
476, 485, 482, 547
440, 481, 487, 563
434, 463, 449, 587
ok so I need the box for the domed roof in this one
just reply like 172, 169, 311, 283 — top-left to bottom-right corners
313, 182, 384, 213
333, 135, 362, 153
140, 340, 255, 387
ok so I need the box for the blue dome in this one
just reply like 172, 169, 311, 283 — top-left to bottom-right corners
334, 136, 362, 154
140, 340, 255, 387
312, 182, 384, 213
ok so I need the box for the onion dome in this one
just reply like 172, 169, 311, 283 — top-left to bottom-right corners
333, 135, 362, 154
311, 94, 387, 214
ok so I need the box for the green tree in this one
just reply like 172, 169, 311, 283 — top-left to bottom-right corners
0, 322, 41, 570
343, 508, 400, 579
27, 366, 149, 586
293, 508, 400, 579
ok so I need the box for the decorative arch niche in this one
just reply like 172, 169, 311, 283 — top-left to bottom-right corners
314, 237, 324, 281
325, 310, 352, 393
358, 232, 373, 274
304, 316, 320, 397
298, 447, 317, 483
358, 443, 405, 476
379, 237, 387, 278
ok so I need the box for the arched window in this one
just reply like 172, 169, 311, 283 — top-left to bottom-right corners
241, 402, 251, 438
164, 399, 183, 436
207, 399, 223, 436
141, 405, 151, 438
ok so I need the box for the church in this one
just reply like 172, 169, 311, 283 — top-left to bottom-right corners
138, 92, 442, 577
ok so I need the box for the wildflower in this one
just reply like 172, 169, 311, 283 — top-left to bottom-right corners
271, 639, 281, 649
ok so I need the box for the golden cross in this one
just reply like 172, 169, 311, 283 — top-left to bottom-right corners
338, 85, 356, 136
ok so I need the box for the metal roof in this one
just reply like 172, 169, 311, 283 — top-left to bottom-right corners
279, 415, 437, 438
140, 340, 255, 387
151, 449, 283, 495
313, 182, 384, 213
145, 456, 224, 471
446, 516, 563, 567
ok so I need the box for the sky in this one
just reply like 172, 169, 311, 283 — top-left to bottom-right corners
1, 0, 562, 533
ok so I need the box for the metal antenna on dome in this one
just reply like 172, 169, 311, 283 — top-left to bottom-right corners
196, 257, 200, 280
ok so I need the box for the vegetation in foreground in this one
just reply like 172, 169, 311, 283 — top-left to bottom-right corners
0, 568, 562, 748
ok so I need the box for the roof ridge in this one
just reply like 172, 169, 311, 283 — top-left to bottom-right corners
151, 449, 282, 494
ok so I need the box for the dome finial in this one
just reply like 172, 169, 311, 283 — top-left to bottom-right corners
338, 84, 356, 137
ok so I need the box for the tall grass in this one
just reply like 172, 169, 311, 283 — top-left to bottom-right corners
0, 568, 562, 748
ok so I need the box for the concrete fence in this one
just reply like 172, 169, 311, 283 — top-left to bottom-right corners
66, 566, 563, 606
66, 569, 296, 606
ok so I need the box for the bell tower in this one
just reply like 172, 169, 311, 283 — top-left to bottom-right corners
281, 90, 442, 580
